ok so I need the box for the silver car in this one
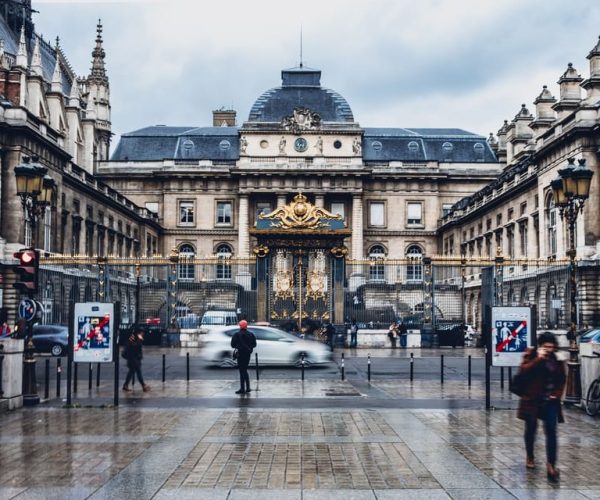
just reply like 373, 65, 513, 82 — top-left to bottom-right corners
201, 325, 333, 367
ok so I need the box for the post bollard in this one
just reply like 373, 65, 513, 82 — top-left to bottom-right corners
367, 352, 371, 382
508, 367, 512, 392
468, 355, 472, 387
44, 359, 50, 400
500, 367, 504, 389
301, 352, 305, 381
410, 352, 414, 382
441, 354, 444, 385
56, 358, 61, 397
341, 352, 345, 381
96, 363, 101, 388
162, 353, 166, 382
88, 363, 93, 391
186, 352, 190, 382
255, 352, 259, 382
73, 362, 78, 393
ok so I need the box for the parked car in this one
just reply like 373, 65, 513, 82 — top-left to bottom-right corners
200, 325, 333, 367
200, 310, 238, 328
578, 328, 600, 345
32, 324, 68, 356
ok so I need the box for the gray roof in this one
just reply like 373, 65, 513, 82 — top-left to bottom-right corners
111, 126, 239, 161
363, 128, 496, 163
248, 67, 354, 123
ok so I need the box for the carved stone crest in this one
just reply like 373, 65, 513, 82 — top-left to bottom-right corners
281, 107, 321, 134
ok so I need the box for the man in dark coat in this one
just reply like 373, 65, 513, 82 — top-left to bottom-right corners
231, 320, 257, 394
122, 326, 150, 392
324, 322, 335, 352
516, 331, 566, 481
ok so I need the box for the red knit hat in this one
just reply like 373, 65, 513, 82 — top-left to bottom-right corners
239, 320, 248, 329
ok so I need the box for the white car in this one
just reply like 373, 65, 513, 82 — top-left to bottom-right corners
201, 325, 333, 367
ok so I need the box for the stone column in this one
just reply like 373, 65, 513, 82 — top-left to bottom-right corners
277, 194, 286, 208
352, 195, 363, 260
315, 195, 324, 208
238, 195, 249, 257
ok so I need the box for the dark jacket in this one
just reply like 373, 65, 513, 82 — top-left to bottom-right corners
231, 329, 257, 356
123, 341, 143, 369
517, 347, 566, 422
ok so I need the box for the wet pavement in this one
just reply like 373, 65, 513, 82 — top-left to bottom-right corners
2, 354, 600, 499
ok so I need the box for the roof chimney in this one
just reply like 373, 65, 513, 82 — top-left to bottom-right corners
212, 109, 236, 127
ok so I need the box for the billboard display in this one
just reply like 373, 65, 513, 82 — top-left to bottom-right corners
73, 302, 115, 363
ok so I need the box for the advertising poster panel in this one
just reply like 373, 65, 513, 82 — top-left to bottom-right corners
491, 306, 534, 367
73, 302, 115, 363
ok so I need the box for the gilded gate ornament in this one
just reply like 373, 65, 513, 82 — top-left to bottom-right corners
253, 244, 270, 258
306, 250, 327, 299
259, 193, 342, 229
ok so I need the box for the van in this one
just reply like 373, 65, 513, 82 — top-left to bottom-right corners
200, 310, 239, 327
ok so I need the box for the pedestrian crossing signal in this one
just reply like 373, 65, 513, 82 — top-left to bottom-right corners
13, 248, 39, 295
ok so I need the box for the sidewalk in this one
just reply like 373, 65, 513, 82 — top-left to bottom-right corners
0, 377, 599, 499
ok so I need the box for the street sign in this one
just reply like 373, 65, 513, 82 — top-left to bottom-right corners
73, 302, 115, 363
491, 306, 534, 366
18, 298, 37, 321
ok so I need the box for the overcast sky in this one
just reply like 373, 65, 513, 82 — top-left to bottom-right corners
32, 0, 600, 151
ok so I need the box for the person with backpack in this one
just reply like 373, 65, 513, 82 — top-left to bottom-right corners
230, 320, 256, 394
122, 326, 151, 393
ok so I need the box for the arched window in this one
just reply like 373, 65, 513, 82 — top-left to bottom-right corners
178, 244, 195, 281
42, 282, 53, 325
546, 196, 557, 256
406, 245, 423, 282
216, 244, 232, 280
368, 245, 385, 281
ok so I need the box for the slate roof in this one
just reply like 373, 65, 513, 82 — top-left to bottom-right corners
248, 67, 354, 123
111, 126, 239, 161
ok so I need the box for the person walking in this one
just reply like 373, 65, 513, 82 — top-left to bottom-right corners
231, 320, 256, 394
122, 326, 151, 392
324, 321, 335, 352
350, 318, 358, 348
517, 331, 566, 482
388, 322, 398, 348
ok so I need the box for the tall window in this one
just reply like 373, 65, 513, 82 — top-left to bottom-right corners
216, 201, 233, 225
368, 245, 385, 281
519, 221, 528, 256
442, 204, 453, 217
407, 202, 422, 225
369, 202, 385, 227
406, 245, 423, 282
216, 244, 232, 280
547, 198, 557, 256
256, 202, 271, 220
178, 244, 195, 281
507, 226, 515, 258
330, 202, 345, 221
179, 200, 194, 225
43, 206, 52, 252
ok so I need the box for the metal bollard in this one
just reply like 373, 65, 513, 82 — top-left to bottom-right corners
468, 355, 472, 387
162, 353, 166, 382
56, 358, 61, 397
508, 367, 512, 391
44, 359, 50, 400
255, 352, 259, 382
301, 352, 305, 381
500, 367, 504, 389
73, 362, 78, 393
441, 354, 444, 385
96, 363, 101, 387
410, 352, 414, 382
367, 352, 371, 382
341, 352, 345, 381
186, 352, 190, 382
88, 363, 93, 391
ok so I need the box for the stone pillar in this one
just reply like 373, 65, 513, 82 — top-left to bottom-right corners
277, 194, 286, 208
315, 195, 324, 208
238, 195, 249, 257
352, 195, 363, 260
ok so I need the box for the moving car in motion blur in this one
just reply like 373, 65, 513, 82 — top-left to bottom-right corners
578, 328, 600, 345
201, 325, 333, 367
31, 324, 68, 356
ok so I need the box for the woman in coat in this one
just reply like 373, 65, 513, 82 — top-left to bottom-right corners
122, 327, 151, 392
517, 331, 566, 482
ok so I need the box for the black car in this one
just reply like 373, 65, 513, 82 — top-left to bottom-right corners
31, 324, 68, 356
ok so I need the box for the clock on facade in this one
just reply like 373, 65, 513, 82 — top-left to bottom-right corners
294, 137, 308, 152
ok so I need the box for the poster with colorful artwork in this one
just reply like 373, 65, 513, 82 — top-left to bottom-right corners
491, 306, 534, 366
73, 303, 114, 363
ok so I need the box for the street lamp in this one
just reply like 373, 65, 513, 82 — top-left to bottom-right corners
14, 156, 55, 406
551, 157, 594, 404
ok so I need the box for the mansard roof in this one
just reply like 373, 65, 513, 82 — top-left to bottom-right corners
111, 126, 239, 161
247, 67, 354, 123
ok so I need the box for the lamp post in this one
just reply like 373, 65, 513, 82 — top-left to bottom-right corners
550, 157, 594, 404
14, 156, 55, 406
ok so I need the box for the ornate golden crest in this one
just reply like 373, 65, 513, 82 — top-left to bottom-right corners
259, 193, 342, 229
330, 246, 348, 258
275, 270, 294, 299
253, 244, 270, 258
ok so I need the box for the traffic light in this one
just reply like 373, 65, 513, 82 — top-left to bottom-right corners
13, 248, 39, 295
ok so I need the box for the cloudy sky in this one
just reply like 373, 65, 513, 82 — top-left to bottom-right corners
32, 0, 600, 151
